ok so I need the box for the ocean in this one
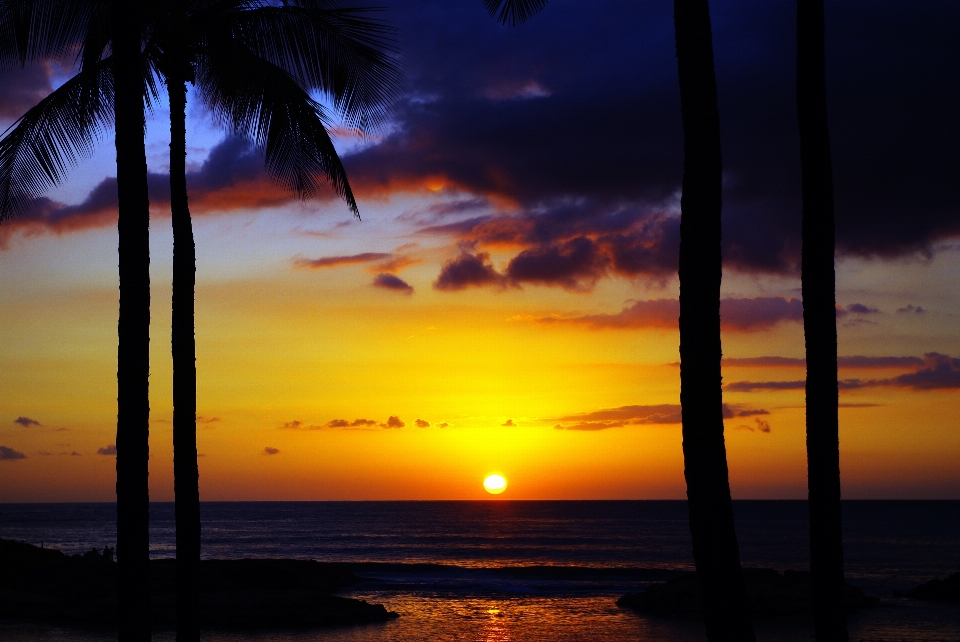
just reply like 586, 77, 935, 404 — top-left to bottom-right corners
1, 501, 958, 641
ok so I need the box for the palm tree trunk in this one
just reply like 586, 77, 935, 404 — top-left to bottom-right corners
168, 2, 202, 639
797, 1, 848, 640
674, 1, 755, 640
113, 1, 151, 640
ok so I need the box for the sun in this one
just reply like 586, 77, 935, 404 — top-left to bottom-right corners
483, 474, 507, 495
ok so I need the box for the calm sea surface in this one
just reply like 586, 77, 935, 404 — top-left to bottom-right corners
1, 501, 958, 641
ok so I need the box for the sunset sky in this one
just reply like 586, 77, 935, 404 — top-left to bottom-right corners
1, 0, 958, 502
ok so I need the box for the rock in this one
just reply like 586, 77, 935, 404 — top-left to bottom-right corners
0, 537, 396, 630
617, 568, 878, 620
903, 573, 960, 601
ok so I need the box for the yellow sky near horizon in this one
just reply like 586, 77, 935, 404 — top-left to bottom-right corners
2, 200, 958, 502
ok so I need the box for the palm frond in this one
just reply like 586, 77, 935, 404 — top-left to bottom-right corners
196, 42, 358, 216
0, 56, 113, 221
0, 0, 105, 65
481, 0, 548, 26
205, 3, 400, 131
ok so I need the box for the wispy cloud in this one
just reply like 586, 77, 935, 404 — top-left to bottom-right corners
294, 252, 391, 269
372, 273, 414, 294
725, 353, 960, 392
0, 445, 27, 460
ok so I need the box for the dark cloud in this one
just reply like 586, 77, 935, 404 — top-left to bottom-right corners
845, 303, 881, 315
262, 446, 280, 455
5, 1, 957, 274
720, 297, 803, 331
0, 137, 310, 247
344, 0, 959, 279
505, 237, 608, 291
553, 402, 768, 430
372, 273, 413, 293
501, 419, 515, 427
96, 444, 117, 456
837, 303, 881, 319
897, 305, 926, 315
721, 355, 927, 369
722, 404, 770, 419
280, 420, 303, 429
555, 421, 624, 431
322, 418, 379, 429
433, 250, 506, 291
892, 353, 960, 390
838, 356, 925, 369
727, 353, 960, 392
382, 416, 405, 428
554, 404, 682, 430
733, 418, 772, 433
530, 297, 802, 332
0, 445, 26, 460
0, 64, 53, 120
14, 416, 41, 427
437, 422, 449, 428
722, 356, 806, 367
415, 418, 430, 427
294, 252, 391, 269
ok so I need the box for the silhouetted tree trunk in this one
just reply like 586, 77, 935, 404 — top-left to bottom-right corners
674, 1, 755, 640
168, 2, 201, 640
797, 1, 848, 640
113, 1, 151, 640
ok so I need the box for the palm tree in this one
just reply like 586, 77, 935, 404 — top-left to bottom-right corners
0, 2, 154, 638
796, 1, 847, 640
3, 2, 397, 637
147, 2, 398, 638
482, 1, 755, 639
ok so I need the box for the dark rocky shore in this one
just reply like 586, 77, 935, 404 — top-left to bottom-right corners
617, 568, 879, 620
901, 572, 960, 602
0, 538, 395, 631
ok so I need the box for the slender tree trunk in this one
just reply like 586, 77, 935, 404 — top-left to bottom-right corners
168, 2, 202, 639
113, 1, 151, 640
797, 1, 848, 640
674, 1, 755, 640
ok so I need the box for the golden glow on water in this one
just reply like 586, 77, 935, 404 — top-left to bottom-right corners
484, 474, 508, 495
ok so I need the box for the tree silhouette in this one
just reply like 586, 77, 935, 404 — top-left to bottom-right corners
482, 1, 755, 639
796, 1, 848, 640
149, 2, 398, 638
0, 2, 154, 638
1, 2, 397, 638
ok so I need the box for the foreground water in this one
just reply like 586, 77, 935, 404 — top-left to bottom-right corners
1, 501, 958, 641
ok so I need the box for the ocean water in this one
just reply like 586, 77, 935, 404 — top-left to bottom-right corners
1, 501, 959, 641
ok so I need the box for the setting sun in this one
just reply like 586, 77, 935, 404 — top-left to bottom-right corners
483, 474, 507, 495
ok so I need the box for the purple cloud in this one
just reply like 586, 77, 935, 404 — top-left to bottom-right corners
433, 251, 505, 291
97, 444, 117, 456
14, 416, 41, 427
0, 445, 27, 460
372, 273, 414, 293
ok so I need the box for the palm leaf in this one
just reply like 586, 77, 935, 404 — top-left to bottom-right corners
0, 0, 105, 64
481, 0, 548, 26
204, 2, 400, 130
0, 56, 113, 221
196, 39, 358, 216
